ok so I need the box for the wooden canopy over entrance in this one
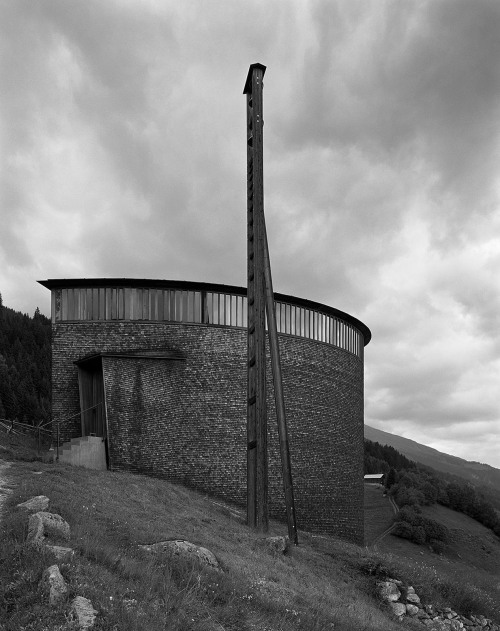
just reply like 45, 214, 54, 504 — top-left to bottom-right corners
74, 349, 185, 438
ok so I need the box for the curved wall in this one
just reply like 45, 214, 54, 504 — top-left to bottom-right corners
45, 279, 369, 544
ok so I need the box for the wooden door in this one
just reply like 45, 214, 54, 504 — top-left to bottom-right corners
77, 363, 106, 437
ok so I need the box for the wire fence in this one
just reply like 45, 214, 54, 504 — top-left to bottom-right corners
0, 404, 103, 460
0, 417, 52, 454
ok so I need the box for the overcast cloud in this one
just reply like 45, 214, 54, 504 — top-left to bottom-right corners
1, 0, 499, 468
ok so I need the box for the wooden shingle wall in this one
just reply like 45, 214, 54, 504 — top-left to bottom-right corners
51, 321, 364, 544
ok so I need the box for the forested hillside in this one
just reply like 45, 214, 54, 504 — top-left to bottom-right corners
0, 293, 51, 425
365, 424, 500, 492
365, 438, 500, 542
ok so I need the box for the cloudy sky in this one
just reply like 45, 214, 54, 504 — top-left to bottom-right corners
1, 0, 499, 468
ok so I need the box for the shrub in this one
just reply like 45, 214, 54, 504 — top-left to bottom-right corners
394, 485, 426, 508
422, 518, 448, 544
412, 526, 426, 545
398, 506, 420, 525
393, 507, 449, 548
393, 521, 413, 541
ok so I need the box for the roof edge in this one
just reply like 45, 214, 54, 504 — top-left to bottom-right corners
38, 278, 371, 345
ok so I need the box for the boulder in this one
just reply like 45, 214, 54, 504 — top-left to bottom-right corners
407, 592, 421, 604
387, 578, 403, 586
27, 512, 45, 545
17, 495, 49, 512
27, 512, 70, 545
389, 602, 406, 617
71, 596, 98, 629
377, 581, 401, 602
42, 564, 68, 605
139, 540, 221, 571
417, 609, 430, 619
406, 604, 420, 616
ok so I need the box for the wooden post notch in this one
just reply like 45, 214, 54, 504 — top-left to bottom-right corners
244, 63, 298, 544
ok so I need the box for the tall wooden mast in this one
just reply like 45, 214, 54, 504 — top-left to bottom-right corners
244, 63, 298, 543
245, 63, 268, 532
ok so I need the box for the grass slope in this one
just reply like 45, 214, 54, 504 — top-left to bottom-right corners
373, 503, 500, 622
1, 431, 499, 630
419, 504, 500, 575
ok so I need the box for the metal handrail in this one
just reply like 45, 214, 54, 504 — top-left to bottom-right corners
0, 402, 104, 459
52, 402, 104, 461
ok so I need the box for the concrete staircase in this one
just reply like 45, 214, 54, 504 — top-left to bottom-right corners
58, 436, 107, 470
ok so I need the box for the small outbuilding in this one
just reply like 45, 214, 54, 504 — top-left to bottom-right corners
364, 473, 385, 485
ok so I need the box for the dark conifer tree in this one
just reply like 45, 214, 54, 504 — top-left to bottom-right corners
385, 467, 397, 489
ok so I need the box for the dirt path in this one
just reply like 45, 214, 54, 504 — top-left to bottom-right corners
372, 496, 399, 548
388, 495, 399, 515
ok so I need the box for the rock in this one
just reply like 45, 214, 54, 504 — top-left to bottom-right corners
407, 592, 421, 604
449, 620, 463, 631
406, 604, 420, 616
42, 564, 68, 605
27, 512, 45, 545
139, 540, 222, 571
71, 596, 98, 629
262, 536, 289, 556
27, 512, 70, 545
387, 578, 404, 586
377, 581, 401, 602
17, 495, 49, 512
389, 602, 406, 617
47, 545, 75, 561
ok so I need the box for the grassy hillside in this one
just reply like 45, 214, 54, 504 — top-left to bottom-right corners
419, 504, 500, 575
1, 431, 499, 630
373, 502, 500, 621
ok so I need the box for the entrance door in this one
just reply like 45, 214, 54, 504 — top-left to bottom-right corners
77, 362, 106, 437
